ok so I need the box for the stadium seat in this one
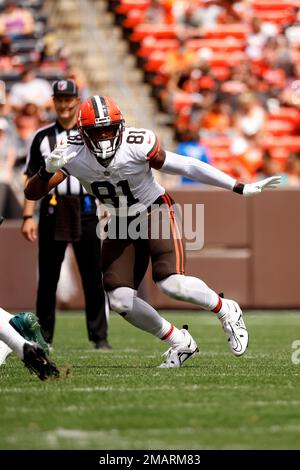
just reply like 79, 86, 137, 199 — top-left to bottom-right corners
263, 136, 300, 150
10, 39, 39, 53
186, 38, 246, 53
265, 120, 296, 136
254, 10, 295, 24
201, 25, 250, 40
201, 137, 231, 149
130, 24, 177, 43
115, 0, 150, 14
137, 39, 179, 58
268, 107, 300, 123
250, 0, 296, 11
122, 10, 147, 29
144, 51, 166, 72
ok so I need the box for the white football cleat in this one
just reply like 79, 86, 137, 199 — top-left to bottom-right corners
219, 299, 248, 356
159, 325, 199, 368
0, 340, 12, 365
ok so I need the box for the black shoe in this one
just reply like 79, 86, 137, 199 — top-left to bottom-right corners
94, 339, 112, 350
23, 343, 60, 381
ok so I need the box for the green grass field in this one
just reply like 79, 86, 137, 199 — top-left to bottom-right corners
0, 311, 300, 450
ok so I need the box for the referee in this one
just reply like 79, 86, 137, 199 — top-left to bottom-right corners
21, 79, 111, 350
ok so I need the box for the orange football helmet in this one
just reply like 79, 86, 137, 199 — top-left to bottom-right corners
77, 95, 125, 159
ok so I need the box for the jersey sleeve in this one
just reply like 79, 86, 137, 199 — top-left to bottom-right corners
130, 128, 161, 163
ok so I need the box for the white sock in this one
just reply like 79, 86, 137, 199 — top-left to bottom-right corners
160, 318, 186, 346
108, 288, 185, 346
214, 298, 236, 322
122, 297, 185, 346
157, 274, 219, 310
0, 307, 13, 322
0, 316, 27, 359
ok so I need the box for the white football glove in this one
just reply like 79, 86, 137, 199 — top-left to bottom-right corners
45, 144, 77, 173
242, 176, 281, 197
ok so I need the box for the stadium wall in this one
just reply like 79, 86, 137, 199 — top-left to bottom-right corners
0, 189, 297, 310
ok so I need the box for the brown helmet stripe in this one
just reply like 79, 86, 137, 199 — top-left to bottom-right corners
90, 96, 100, 119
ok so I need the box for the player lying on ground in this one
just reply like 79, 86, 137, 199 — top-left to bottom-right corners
24, 95, 281, 368
0, 308, 59, 380
0, 217, 59, 379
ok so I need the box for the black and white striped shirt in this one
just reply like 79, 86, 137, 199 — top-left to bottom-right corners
24, 120, 86, 196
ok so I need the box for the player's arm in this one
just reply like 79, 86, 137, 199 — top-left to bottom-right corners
24, 143, 77, 200
24, 170, 66, 200
150, 149, 281, 195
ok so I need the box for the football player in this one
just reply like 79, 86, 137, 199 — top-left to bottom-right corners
0, 308, 59, 380
24, 96, 281, 368
0, 218, 59, 379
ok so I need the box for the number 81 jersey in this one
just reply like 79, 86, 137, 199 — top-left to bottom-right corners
63, 126, 165, 216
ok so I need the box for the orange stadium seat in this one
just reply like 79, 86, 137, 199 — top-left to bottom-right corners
173, 94, 194, 113
130, 24, 177, 42
263, 136, 300, 151
144, 51, 166, 72
186, 38, 246, 53
201, 25, 250, 40
250, 0, 297, 11
201, 137, 231, 150
254, 10, 295, 24
268, 107, 300, 123
265, 120, 296, 136
137, 39, 179, 58
122, 10, 147, 29
115, 0, 151, 14
205, 52, 247, 67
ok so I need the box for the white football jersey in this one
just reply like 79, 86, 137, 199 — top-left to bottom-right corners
62, 127, 165, 216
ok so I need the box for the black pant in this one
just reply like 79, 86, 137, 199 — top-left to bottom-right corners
36, 200, 107, 344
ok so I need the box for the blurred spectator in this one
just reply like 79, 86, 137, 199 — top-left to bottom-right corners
286, 151, 300, 186
160, 36, 195, 76
146, 0, 167, 23
256, 149, 282, 180
0, 1, 34, 38
201, 98, 232, 136
66, 65, 91, 100
234, 92, 265, 138
0, 117, 16, 183
9, 65, 52, 111
14, 101, 43, 160
175, 130, 212, 184
246, 17, 271, 61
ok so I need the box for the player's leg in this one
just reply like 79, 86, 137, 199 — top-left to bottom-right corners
0, 307, 35, 359
10, 312, 49, 354
0, 308, 14, 364
103, 237, 197, 367
151, 194, 248, 356
0, 307, 49, 360
157, 274, 248, 356
72, 215, 109, 348
0, 307, 59, 379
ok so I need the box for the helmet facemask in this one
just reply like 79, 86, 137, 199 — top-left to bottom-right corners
81, 122, 124, 160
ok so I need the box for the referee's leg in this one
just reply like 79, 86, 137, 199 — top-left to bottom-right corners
73, 215, 108, 345
37, 216, 67, 344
